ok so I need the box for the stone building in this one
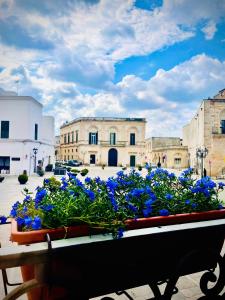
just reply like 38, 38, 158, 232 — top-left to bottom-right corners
0, 96, 55, 175
55, 135, 60, 161
60, 117, 146, 167
145, 137, 189, 169
183, 89, 225, 177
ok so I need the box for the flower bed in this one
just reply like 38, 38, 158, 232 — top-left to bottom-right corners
10, 167, 225, 238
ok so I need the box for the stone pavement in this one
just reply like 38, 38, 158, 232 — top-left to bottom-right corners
0, 167, 225, 300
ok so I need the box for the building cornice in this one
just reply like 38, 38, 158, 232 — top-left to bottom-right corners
60, 117, 146, 129
0, 139, 53, 146
0, 96, 43, 107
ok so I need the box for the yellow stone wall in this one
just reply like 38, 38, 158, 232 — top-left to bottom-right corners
145, 137, 189, 169
59, 118, 146, 166
183, 91, 225, 177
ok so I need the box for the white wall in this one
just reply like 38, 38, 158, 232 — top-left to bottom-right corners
0, 96, 55, 175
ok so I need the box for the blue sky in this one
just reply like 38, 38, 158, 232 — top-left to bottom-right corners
0, 0, 225, 137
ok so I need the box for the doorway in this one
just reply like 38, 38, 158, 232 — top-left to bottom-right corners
0, 156, 10, 173
108, 148, 118, 166
130, 155, 136, 167
90, 154, 96, 164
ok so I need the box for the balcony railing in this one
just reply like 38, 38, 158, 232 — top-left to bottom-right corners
100, 141, 126, 147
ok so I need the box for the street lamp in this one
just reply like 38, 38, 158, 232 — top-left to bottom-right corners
33, 148, 38, 173
196, 147, 208, 178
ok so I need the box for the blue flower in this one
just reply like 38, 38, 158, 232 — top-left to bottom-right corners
32, 216, 42, 230
128, 203, 138, 213
10, 208, 17, 217
165, 193, 173, 200
44, 179, 50, 184
145, 199, 154, 207
131, 188, 144, 197
185, 199, 191, 205
143, 207, 152, 217
0, 216, 7, 224
168, 173, 175, 179
16, 217, 25, 226
218, 204, 224, 210
85, 177, 91, 184
117, 228, 124, 239
218, 182, 225, 189
24, 216, 32, 227
85, 189, 95, 201
106, 179, 118, 190
191, 203, 197, 209
23, 195, 31, 202
159, 209, 170, 216
41, 204, 54, 211
116, 171, 124, 177
68, 190, 75, 195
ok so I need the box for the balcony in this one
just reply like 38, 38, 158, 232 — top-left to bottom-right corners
100, 141, 126, 147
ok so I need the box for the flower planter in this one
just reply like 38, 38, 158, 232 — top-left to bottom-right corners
10, 209, 225, 300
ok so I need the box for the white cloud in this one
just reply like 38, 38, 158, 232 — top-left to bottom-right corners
201, 21, 217, 40
35, 53, 223, 136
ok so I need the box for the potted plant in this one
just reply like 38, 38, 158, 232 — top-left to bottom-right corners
0, 175, 4, 183
18, 173, 28, 184
45, 164, 53, 172
137, 165, 142, 171
80, 168, 89, 176
10, 167, 225, 300
37, 166, 45, 177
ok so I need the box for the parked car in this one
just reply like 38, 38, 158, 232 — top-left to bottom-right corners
67, 160, 81, 167
150, 163, 157, 168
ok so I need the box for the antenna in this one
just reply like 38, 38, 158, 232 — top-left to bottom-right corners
15, 80, 19, 95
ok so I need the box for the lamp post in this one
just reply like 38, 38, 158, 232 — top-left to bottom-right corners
33, 148, 38, 173
196, 147, 208, 178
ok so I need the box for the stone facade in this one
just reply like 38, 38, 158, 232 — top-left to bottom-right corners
55, 135, 60, 161
183, 89, 225, 177
60, 117, 146, 167
145, 137, 189, 169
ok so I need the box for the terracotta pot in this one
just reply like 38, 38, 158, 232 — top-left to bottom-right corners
11, 221, 90, 300
125, 209, 225, 230
10, 209, 225, 300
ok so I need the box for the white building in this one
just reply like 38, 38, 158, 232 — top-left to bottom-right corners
0, 96, 55, 175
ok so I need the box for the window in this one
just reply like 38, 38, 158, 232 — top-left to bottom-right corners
64, 135, 66, 144
68, 155, 70, 160
110, 132, 116, 145
68, 133, 70, 144
174, 158, 181, 165
221, 120, 225, 134
1, 121, 9, 139
130, 133, 135, 145
72, 131, 74, 143
34, 124, 38, 140
89, 132, 98, 145
76, 130, 79, 143
130, 155, 136, 167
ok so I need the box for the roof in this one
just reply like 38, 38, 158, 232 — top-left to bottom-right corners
61, 117, 146, 128
0, 96, 43, 107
